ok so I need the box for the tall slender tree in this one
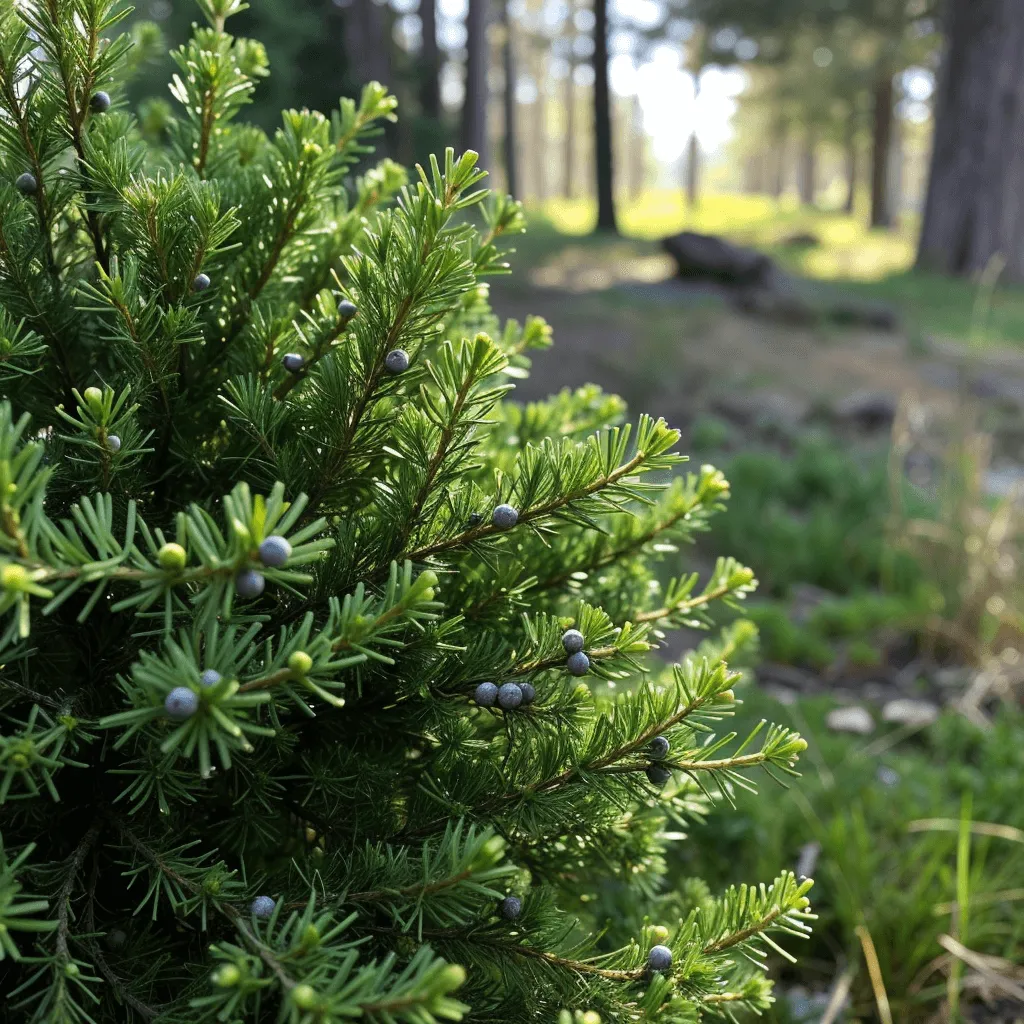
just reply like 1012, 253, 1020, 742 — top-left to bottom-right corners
462, 0, 490, 168
592, 0, 618, 231
419, 0, 442, 121
499, 0, 519, 197
917, 0, 1024, 281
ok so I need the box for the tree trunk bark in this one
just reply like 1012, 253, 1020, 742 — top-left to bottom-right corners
592, 0, 617, 232
799, 129, 816, 206
462, 0, 490, 169
771, 125, 787, 199
419, 0, 441, 120
844, 106, 858, 215
917, 0, 1024, 281
630, 94, 645, 199
499, 0, 518, 197
344, 0, 393, 89
869, 66, 894, 228
531, 49, 547, 202
564, 59, 576, 199
684, 132, 700, 209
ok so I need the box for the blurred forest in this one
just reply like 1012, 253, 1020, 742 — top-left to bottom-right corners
128, 0, 1024, 282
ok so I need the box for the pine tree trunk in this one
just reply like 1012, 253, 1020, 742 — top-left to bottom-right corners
869, 66, 894, 228
532, 53, 547, 203
917, 0, 1024, 281
592, 0, 617, 232
344, 0, 393, 90
462, 0, 490, 169
564, 67, 576, 199
684, 132, 700, 209
499, 0, 518, 197
419, 0, 441, 120
844, 107, 858, 215
630, 94, 645, 199
771, 125, 787, 199
799, 129, 816, 206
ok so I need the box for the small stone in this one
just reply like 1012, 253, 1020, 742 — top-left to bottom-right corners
492, 503, 519, 529
235, 568, 266, 599
499, 895, 521, 920
105, 434, 121, 453
282, 352, 305, 374
250, 895, 275, 919
338, 299, 358, 319
157, 542, 187, 572
258, 535, 292, 567
561, 629, 585, 654
497, 682, 523, 709
192, 273, 211, 292
474, 682, 498, 707
566, 652, 590, 676
200, 669, 222, 687
16, 172, 37, 195
90, 91, 111, 112
519, 681, 536, 705
385, 349, 410, 374
650, 736, 670, 760
825, 706, 875, 735
165, 686, 199, 720
881, 698, 939, 729
646, 765, 672, 786
648, 944, 672, 971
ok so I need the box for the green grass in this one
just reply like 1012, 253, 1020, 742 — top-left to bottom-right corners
523, 190, 1024, 348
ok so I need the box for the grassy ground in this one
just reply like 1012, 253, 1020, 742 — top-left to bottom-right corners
524, 190, 1024, 349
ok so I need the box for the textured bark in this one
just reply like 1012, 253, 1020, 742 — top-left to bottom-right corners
798, 129, 816, 206
917, 0, 1024, 281
531, 46, 547, 202
630, 94, 645, 199
462, 0, 490, 169
843, 108, 858, 215
344, 0, 393, 90
499, 0, 518, 197
771, 126, 787, 199
563, 65, 576, 199
684, 132, 700, 209
418, 0, 441, 120
592, 0, 617, 232
869, 67, 894, 228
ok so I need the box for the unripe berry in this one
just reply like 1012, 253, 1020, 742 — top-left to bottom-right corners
650, 925, 669, 943
437, 964, 466, 990
2, 563, 28, 589
384, 348, 410, 374
213, 964, 241, 987
64, 962, 80, 978
718, 688, 736, 703
561, 629, 585, 654
288, 651, 313, 675
492, 503, 519, 529
200, 669, 222, 687
83, 386, 103, 410
105, 434, 121, 453
291, 984, 318, 1009
258, 535, 292, 567
157, 542, 187, 571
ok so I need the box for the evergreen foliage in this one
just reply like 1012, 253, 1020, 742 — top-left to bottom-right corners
0, 2, 812, 1020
